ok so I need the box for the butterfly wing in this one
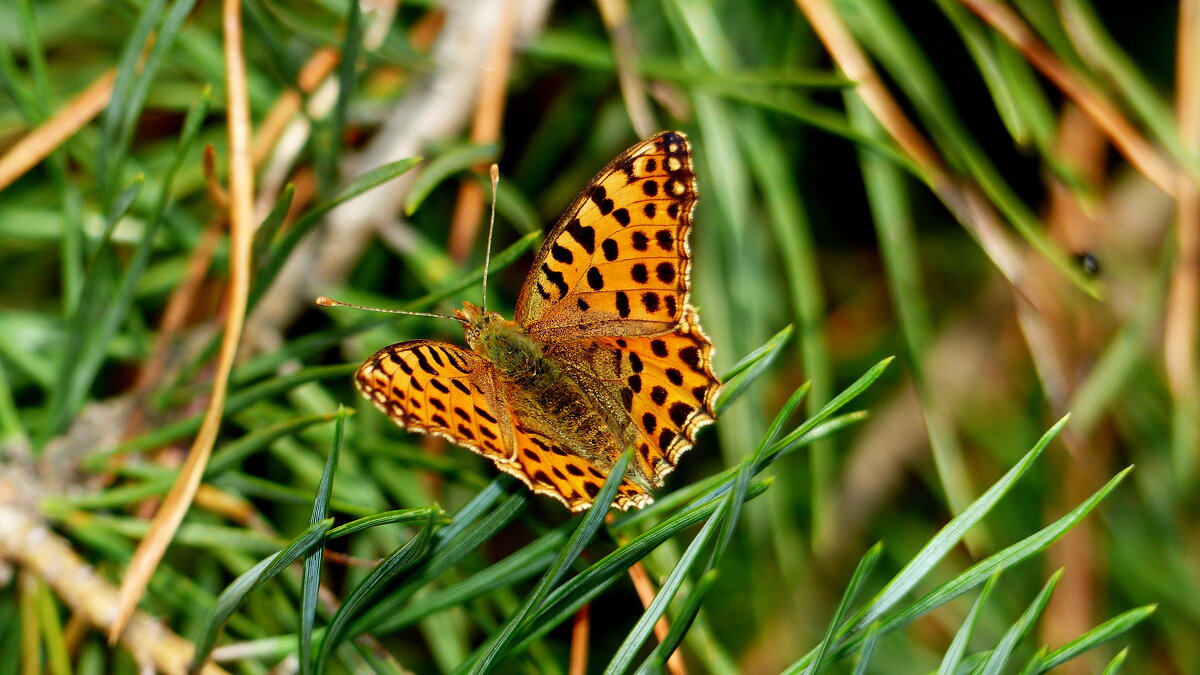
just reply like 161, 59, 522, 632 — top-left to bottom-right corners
357, 339, 650, 511
514, 131, 698, 339
544, 307, 719, 486
356, 340, 513, 461
513, 131, 720, 486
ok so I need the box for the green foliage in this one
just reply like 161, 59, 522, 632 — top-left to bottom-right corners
0, 0, 1186, 673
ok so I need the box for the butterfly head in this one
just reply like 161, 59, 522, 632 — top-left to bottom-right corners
457, 301, 509, 351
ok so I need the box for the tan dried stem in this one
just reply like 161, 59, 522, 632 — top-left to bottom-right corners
597, 0, 657, 138
626, 560, 687, 675
1165, 0, 1200, 475
108, 0, 257, 644
0, 69, 116, 192
959, 0, 1179, 197
568, 603, 590, 675
251, 47, 341, 167
448, 0, 519, 263
0, 505, 229, 674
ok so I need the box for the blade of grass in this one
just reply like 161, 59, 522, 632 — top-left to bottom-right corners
849, 623, 879, 675
937, 573, 1000, 675
463, 451, 634, 674
300, 408, 346, 675
634, 569, 719, 674
190, 518, 333, 668
843, 415, 1068, 634
977, 570, 1062, 675
715, 324, 793, 416
604, 500, 728, 675
405, 143, 500, 216
804, 542, 883, 675
1038, 605, 1156, 672
249, 157, 422, 308
315, 511, 436, 672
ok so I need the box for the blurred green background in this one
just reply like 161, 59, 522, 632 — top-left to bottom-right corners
0, 0, 1192, 672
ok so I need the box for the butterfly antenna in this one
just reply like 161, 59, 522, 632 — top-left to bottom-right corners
480, 164, 500, 314
315, 297, 467, 325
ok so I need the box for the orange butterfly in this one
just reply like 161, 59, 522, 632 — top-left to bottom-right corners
332, 132, 719, 511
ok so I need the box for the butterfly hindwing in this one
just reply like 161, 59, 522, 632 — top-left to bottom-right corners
546, 306, 719, 486
356, 340, 512, 462
515, 131, 698, 339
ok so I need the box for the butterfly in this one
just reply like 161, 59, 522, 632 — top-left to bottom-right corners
349, 131, 719, 511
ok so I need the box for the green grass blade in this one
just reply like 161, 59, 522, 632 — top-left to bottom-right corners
39, 88, 210, 444
977, 570, 1061, 675
464, 451, 634, 673
937, 573, 999, 675
300, 408, 346, 675
251, 185, 296, 274
804, 543, 883, 675
191, 518, 333, 669
849, 623, 880, 675
316, 511, 436, 672
1038, 605, 1156, 672
326, 507, 444, 539
1100, 648, 1129, 675
714, 324, 793, 416
250, 157, 423, 308
634, 568, 719, 674
405, 143, 501, 216
845, 416, 1068, 633
604, 501, 726, 675
348, 488, 527, 636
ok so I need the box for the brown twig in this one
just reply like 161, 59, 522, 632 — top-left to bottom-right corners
568, 603, 590, 675
627, 560, 687, 675
959, 0, 1178, 197
447, 0, 519, 263
0, 505, 229, 674
597, 0, 657, 137
0, 69, 116, 192
1165, 0, 1200, 479
109, 0, 258, 644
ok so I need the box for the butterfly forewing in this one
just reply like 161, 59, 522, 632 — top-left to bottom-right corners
356, 340, 512, 462
515, 131, 698, 340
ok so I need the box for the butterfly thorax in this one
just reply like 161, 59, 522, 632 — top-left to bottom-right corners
457, 302, 558, 389
456, 301, 624, 469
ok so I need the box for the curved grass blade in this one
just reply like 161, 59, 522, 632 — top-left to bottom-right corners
844, 415, 1069, 633
804, 543, 883, 675
849, 623, 879, 675
634, 568, 719, 674
937, 572, 999, 675
977, 570, 1061, 675
816, 465, 1131, 667
89, 364, 356, 465
405, 143, 500, 216
715, 323, 793, 416
1101, 648, 1129, 675
382, 529, 566, 632
327, 507, 444, 539
300, 408, 346, 675
1039, 605, 1156, 672
315, 511, 436, 672
191, 518, 333, 669
604, 502, 726, 675
250, 157, 422, 308
350, 487, 527, 636
251, 185, 296, 274
513, 479, 770, 655
40, 89, 210, 445
464, 451, 634, 674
